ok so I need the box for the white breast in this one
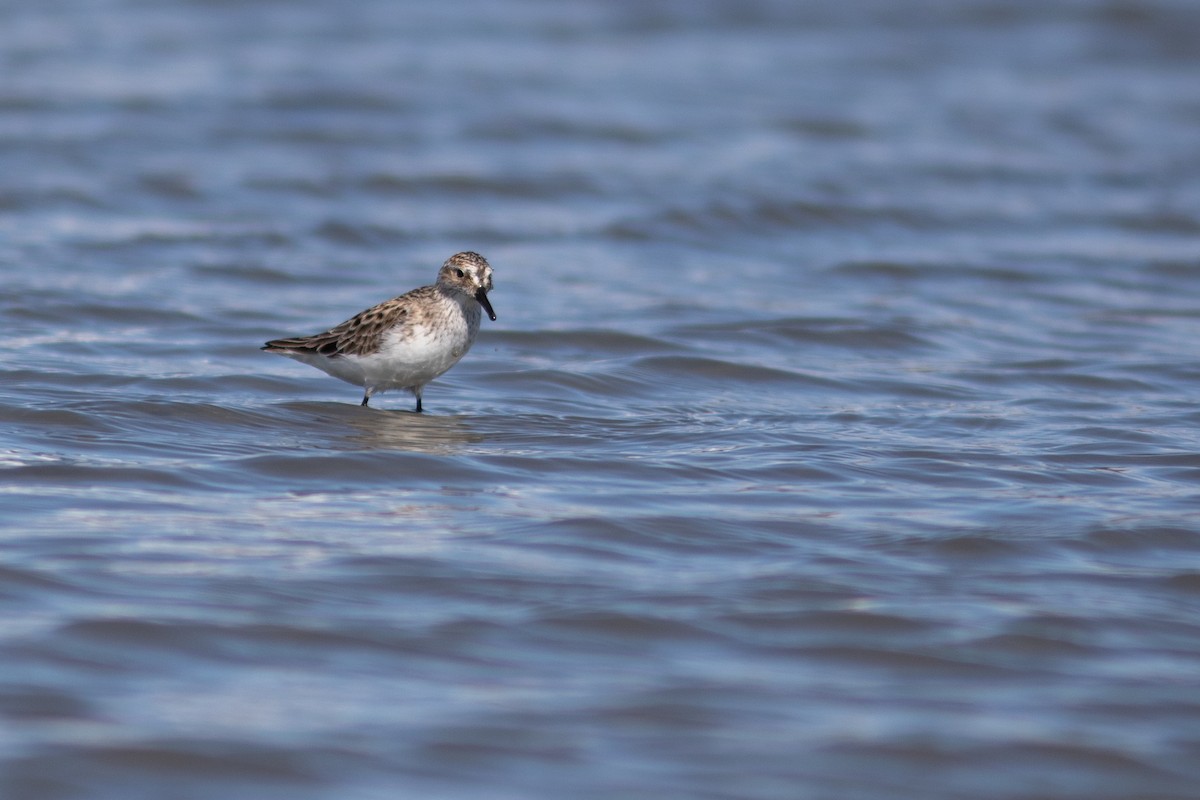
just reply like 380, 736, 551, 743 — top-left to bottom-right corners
355, 298, 481, 392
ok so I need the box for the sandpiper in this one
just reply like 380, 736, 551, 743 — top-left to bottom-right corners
262, 251, 495, 412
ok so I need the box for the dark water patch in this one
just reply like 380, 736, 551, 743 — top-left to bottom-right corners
313, 218, 406, 246
17, 400, 307, 462
7, 462, 207, 491
75, 225, 223, 249
0, 564, 81, 600
1008, 395, 1124, 414
684, 458, 846, 487
0, 403, 118, 434
58, 617, 443, 668
2, 741, 328, 800
856, 453, 1015, 491
1163, 572, 1200, 593
968, 631, 1100, 661
259, 88, 408, 112
481, 524, 654, 569
235, 449, 498, 487
825, 739, 1185, 798
672, 316, 935, 351
507, 516, 651, 557
776, 115, 871, 139
830, 259, 1044, 285
1072, 526, 1200, 555
327, 552, 492, 587
828, 259, 927, 280
136, 171, 203, 200
192, 263, 306, 286
0, 683, 96, 722
922, 533, 1032, 559
605, 197, 952, 242
108, 375, 264, 398
62, 223, 287, 251
1109, 208, 1200, 234
631, 355, 825, 386
1088, 310, 1200, 333
799, 644, 1017, 678
60, 618, 240, 664
467, 116, 672, 145
920, 159, 1082, 187
537, 610, 709, 650
361, 170, 603, 199
995, 357, 1085, 371
479, 368, 651, 404
857, 376, 978, 400
1148, 258, 1200, 278
1043, 452, 1200, 473
244, 174, 342, 198
489, 328, 684, 357
208, 374, 325, 398
0, 184, 106, 211
542, 513, 800, 554
513, 514, 758, 562
960, 366, 1160, 394
1019, 462, 1151, 491
892, 410, 1026, 437
1062, 425, 1177, 447
416, 724, 584, 772
6, 302, 203, 327
715, 609, 936, 646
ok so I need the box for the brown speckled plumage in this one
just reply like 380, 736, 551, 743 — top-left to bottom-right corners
264, 293, 417, 358
262, 252, 496, 411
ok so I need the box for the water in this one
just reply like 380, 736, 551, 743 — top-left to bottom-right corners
3, 1, 1200, 797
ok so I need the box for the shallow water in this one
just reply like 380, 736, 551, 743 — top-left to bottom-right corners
3, 1, 1200, 798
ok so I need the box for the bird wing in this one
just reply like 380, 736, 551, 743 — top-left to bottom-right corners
262, 297, 409, 358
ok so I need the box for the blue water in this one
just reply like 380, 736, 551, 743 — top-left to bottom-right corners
3, 1, 1200, 798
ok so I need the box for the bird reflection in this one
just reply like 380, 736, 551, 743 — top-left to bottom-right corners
276, 401, 485, 453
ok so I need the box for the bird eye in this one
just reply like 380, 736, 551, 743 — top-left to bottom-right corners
455, 268, 465, 278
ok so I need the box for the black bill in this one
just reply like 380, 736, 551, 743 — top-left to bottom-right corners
475, 289, 497, 321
